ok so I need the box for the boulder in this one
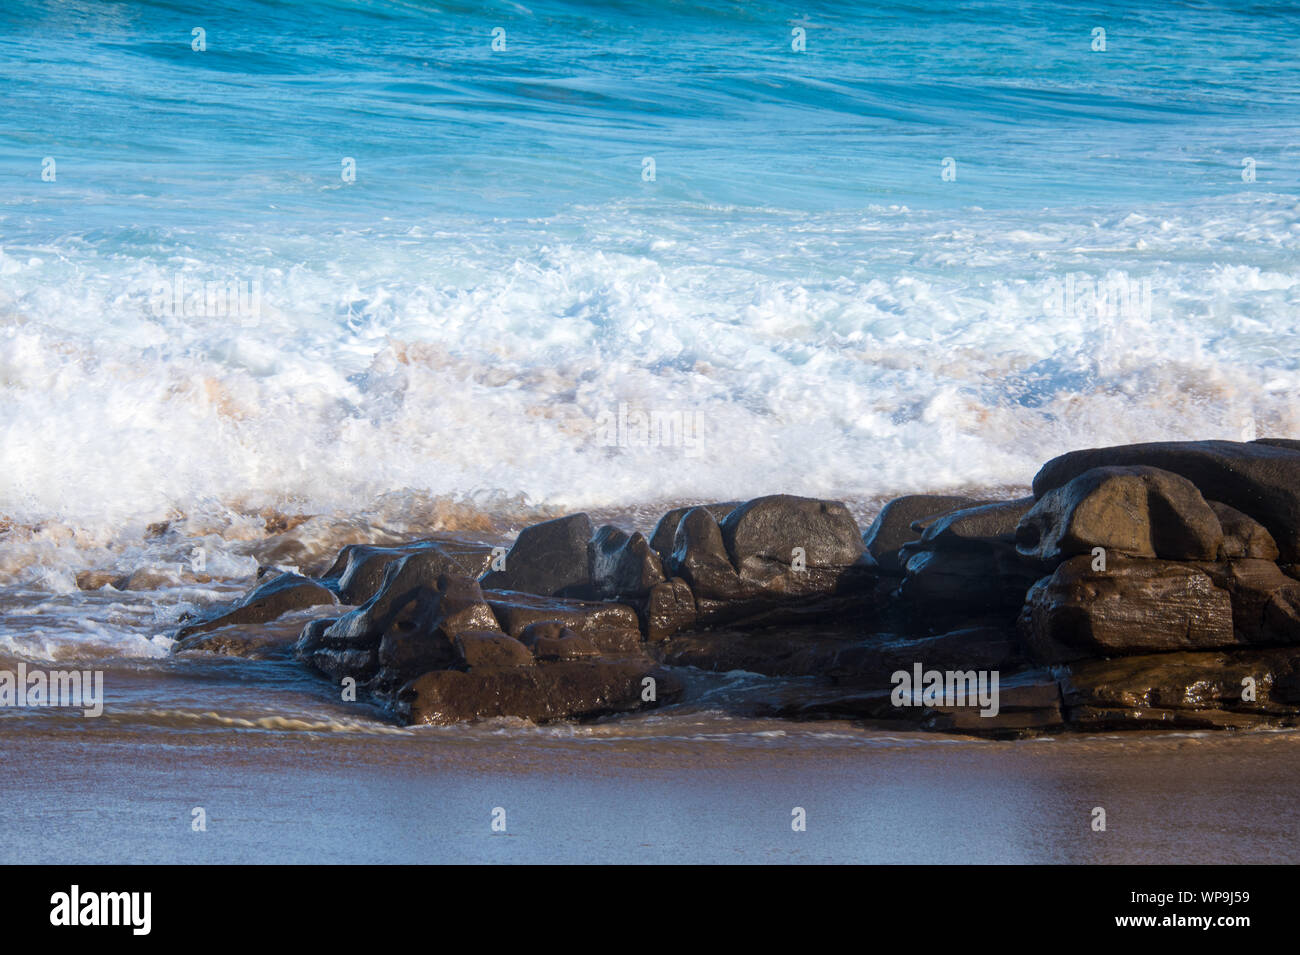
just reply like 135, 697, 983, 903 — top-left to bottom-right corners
899, 543, 1043, 612
1191, 560, 1300, 645
719, 495, 864, 569
665, 506, 753, 603
297, 559, 498, 683
175, 572, 337, 639
1032, 440, 1300, 561
479, 513, 593, 597
319, 540, 494, 605
862, 494, 986, 572
372, 574, 503, 688
1059, 649, 1300, 730
648, 502, 741, 561
665, 502, 872, 622
640, 577, 698, 642
1210, 501, 1279, 560
1016, 465, 1222, 563
588, 526, 665, 599
453, 631, 535, 669
1019, 555, 1236, 664
918, 498, 1035, 548
484, 591, 643, 656
395, 662, 680, 725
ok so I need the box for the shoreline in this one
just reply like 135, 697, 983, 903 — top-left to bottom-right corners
5, 712, 1298, 864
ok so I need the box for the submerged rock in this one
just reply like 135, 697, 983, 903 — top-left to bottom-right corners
176, 571, 337, 639
396, 662, 681, 725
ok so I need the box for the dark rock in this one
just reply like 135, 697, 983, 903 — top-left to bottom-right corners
919, 498, 1035, 548
719, 494, 864, 569
1019, 555, 1236, 664
1059, 649, 1300, 729
1210, 501, 1280, 560
320, 540, 494, 605
479, 513, 593, 597
648, 502, 741, 561
298, 559, 499, 683
484, 591, 643, 656
656, 626, 863, 678
176, 572, 337, 639
1032, 440, 1300, 561
640, 576, 697, 642
922, 671, 1064, 738
173, 610, 325, 660
666, 503, 873, 623
1016, 465, 1222, 563
396, 662, 680, 725
454, 631, 535, 669
518, 624, 601, 661
588, 526, 665, 599
862, 494, 986, 572
826, 626, 1023, 683
372, 574, 503, 687
1191, 559, 1300, 645
666, 506, 753, 603
900, 543, 1043, 612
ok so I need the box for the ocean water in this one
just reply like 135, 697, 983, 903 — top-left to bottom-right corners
3, 0, 1299, 541
2, 1, 1300, 863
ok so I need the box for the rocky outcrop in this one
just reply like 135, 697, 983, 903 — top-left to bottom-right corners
175, 439, 1300, 736
1033, 440, 1300, 561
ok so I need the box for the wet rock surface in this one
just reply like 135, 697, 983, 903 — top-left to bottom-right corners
171, 439, 1300, 736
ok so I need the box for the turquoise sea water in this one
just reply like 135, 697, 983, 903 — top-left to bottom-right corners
1, 1, 1298, 537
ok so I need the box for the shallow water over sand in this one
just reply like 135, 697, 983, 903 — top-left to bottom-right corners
3, 649, 1299, 864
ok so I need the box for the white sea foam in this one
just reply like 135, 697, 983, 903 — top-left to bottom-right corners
1, 196, 1298, 593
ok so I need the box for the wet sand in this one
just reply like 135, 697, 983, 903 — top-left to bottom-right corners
4, 700, 1298, 864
